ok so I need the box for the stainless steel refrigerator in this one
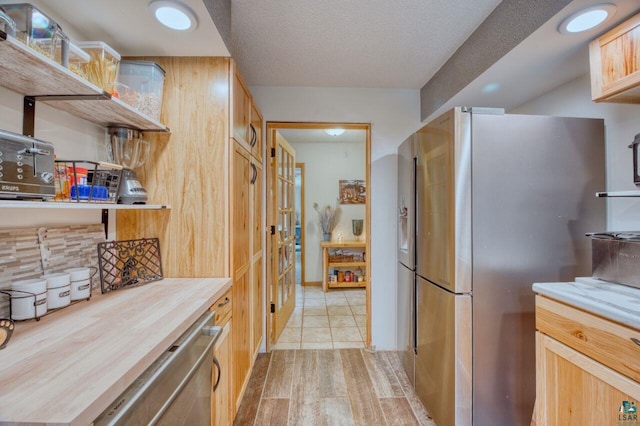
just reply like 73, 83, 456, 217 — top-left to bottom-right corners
413, 107, 605, 426
397, 134, 416, 386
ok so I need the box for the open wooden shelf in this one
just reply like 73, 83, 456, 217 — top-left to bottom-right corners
0, 200, 171, 210
0, 32, 169, 132
329, 261, 367, 267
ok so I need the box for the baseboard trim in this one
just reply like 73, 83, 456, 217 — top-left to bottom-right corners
304, 281, 322, 287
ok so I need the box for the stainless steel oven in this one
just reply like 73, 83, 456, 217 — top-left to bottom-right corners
95, 311, 221, 426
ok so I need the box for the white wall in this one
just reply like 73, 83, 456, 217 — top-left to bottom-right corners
512, 74, 640, 231
0, 86, 110, 232
290, 140, 366, 282
250, 86, 421, 350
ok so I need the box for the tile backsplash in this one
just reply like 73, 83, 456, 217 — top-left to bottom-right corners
0, 224, 105, 318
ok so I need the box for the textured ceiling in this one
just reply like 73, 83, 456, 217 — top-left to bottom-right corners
231, 0, 503, 88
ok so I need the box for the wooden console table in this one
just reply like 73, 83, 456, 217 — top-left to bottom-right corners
321, 240, 367, 292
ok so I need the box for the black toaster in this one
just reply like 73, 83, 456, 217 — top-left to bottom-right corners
0, 129, 55, 200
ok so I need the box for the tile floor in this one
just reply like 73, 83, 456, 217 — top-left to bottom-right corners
273, 285, 367, 350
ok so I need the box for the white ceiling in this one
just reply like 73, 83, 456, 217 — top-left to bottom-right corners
279, 129, 366, 144
423, 0, 640, 123
231, 0, 503, 88
2, 0, 637, 124
0, 0, 229, 57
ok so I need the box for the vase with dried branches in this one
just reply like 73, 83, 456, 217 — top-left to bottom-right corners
313, 201, 340, 241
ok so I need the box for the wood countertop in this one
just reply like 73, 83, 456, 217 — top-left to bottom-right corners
0, 277, 231, 425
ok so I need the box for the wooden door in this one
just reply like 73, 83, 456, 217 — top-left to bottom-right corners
212, 323, 232, 426
271, 130, 296, 342
536, 332, 640, 425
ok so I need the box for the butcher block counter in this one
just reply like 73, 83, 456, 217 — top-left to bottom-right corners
0, 277, 231, 425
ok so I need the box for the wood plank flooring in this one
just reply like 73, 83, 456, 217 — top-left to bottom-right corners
234, 350, 436, 426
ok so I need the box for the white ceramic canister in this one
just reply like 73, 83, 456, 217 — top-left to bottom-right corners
43, 272, 71, 309
65, 267, 92, 301
11, 278, 47, 320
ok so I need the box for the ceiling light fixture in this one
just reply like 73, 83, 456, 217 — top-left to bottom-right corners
325, 129, 345, 136
482, 82, 501, 93
148, 0, 198, 31
558, 4, 616, 34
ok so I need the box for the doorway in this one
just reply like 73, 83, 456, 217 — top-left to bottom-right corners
295, 163, 305, 287
266, 122, 371, 351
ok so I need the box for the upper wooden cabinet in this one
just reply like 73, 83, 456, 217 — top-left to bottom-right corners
589, 12, 640, 103
250, 103, 263, 162
232, 64, 252, 150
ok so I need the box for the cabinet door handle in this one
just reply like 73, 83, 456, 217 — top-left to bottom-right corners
218, 297, 230, 307
250, 163, 258, 185
212, 356, 222, 391
631, 337, 640, 347
249, 124, 257, 147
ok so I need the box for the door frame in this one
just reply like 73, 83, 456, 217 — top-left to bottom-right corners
265, 122, 372, 350
295, 162, 305, 286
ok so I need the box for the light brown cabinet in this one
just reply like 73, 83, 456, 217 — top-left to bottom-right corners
230, 67, 265, 410
117, 57, 264, 422
231, 141, 252, 409
251, 159, 263, 357
589, 12, 640, 103
212, 323, 232, 426
232, 65, 252, 150
250, 103, 263, 162
211, 289, 233, 426
535, 296, 640, 425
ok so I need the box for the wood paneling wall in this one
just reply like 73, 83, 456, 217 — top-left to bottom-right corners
117, 57, 230, 277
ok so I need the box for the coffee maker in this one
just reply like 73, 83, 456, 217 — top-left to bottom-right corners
108, 127, 149, 204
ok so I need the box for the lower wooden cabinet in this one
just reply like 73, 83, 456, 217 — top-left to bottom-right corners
212, 322, 232, 426
535, 296, 640, 425
232, 270, 251, 410
252, 255, 263, 356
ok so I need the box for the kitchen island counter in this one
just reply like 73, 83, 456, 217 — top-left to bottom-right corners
0, 277, 231, 425
533, 277, 640, 329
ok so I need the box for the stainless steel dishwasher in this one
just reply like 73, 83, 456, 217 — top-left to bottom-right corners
95, 310, 222, 426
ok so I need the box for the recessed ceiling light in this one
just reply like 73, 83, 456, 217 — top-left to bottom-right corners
148, 0, 198, 31
325, 129, 345, 136
482, 82, 501, 93
558, 4, 616, 34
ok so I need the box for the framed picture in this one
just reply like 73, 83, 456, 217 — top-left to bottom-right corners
339, 179, 366, 204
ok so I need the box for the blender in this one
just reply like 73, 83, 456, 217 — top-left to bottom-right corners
108, 127, 149, 204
